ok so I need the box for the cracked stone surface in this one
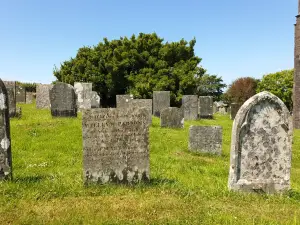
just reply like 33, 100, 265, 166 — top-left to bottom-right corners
228, 91, 292, 194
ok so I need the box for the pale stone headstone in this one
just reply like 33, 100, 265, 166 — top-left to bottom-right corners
6, 88, 16, 118
182, 95, 198, 120
116, 95, 132, 108
153, 91, 170, 117
230, 103, 240, 120
26, 92, 34, 104
15, 85, 26, 103
189, 126, 222, 155
160, 107, 184, 128
82, 108, 150, 184
49, 82, 77, 117
228, 91, 292, 194
199, 96, 213, 119
74, 82, 92, 111
36, 84, 52, 109
0, 79, 12, 180
91, 91, 100, 108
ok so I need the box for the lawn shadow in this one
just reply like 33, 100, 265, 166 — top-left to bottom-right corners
14, 175, 49, 183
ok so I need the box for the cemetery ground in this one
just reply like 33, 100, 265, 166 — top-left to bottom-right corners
1, 104, 300, 224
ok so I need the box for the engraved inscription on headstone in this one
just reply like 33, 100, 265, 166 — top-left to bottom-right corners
228, 91, 292, 194
189, 126, 222, 155
199, 96, 213, 119
82, 108, 150, 184
91, 91, 100, 108
36, 84, 53, 109
153, 91, 170, 117
15, 85, 26, 103
182, 95, 198, 120
0, 79, 12, 180
74, 82, 93, 111
160, 107, 184, 128
49, 82, 77, 117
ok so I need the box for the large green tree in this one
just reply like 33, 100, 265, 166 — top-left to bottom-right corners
53, 33, 224, 106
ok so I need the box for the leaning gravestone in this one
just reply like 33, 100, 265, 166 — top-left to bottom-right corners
36, 84, 52, 109
0, 79, 12, 180
91, 91, 100, 108
6, 88, 16, 118
15, 85, 26, 103
82, 108, 150, 184
153, 91, 170, 117
49, 82, 77, 117
74, 82, 92, 111
160, 107, 184, 128
199, 96, 213, 119
228, 91, 292, 194
230, 103, 240, 120
26, 92, 33, 104
116, 95, 133, 108
189, 126, 222, 155
182, 95, 198, 120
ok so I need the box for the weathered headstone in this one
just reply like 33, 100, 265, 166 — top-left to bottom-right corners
153, 91, 170, 117
189, 126, 222, 155
15, 85, 26, 103
6, 88, 16, 118
26, 92, 34, 104
82, 108, 150, 184
91, 91, 100, 108
228, 91, 292, 194
36, 84, 52, 109
160, 107, 184, 128
230, 103, 240, 120
182, 95, 198, 120
0, 79, 12, 180
116, 95, 133, 108
49, 82, 77, 117
199, 96, 213, 119
74, 82, 93, 111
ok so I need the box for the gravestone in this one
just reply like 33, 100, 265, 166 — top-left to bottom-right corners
6, 88, 16, 118
182, 95, 198, 120
153, 91, 170, 117
74, 82, 93, 111
230, 103, 240, 120
160, 107, 184, 128
91, 91, 100, 108
15, 85, 26, 103
228, 91, 292, 194
26, 92, 34, 104
82, 108, 150, 184
116, 95, 133, 108
49, 82, 77, 117
36, 84, 52, 109
0, 79, 12, 180
199, 96, 213, 119
189, 126, 222, 155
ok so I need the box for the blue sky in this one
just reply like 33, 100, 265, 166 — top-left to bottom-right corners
0, 0, 296, 85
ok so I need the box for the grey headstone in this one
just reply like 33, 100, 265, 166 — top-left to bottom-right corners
230, 103, 240, 120
199, 96, 213, 119
189, 126, 222, 155
82, 108, 150, 184
0, 79, 12, 180
15, 85, 26, 103
228, 91, 292, 194
128, 99, 152, 125
182, 95, 198, 120
74, 82, 93, 111
26, 92, 34, 104
160, 107, 184, 128
49, 82, 77, 117
6, 88, 16, 118
153, 91, 170, 117
36, 84, 53, 109
116, 95, 133, 108
91, 91, 100, 108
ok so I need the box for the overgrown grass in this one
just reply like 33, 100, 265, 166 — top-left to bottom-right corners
0, 103, 300, 224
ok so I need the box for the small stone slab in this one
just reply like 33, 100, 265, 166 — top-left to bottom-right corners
199, 96, 213, 119
228, 91, 292, 194
182, 95, 198, 120
74, 82, 93, 111
91, 91, 100, 108
36, 84, 53, 109
82, 108, 150, 184
189, 126, 222, 155
160, 107, 184, 128
49, 82, 77, 117
26, 92, 34, 104
153, 91, 170, 117
15, 85, 26, 103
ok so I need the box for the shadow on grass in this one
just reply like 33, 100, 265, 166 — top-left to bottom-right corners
14, 175, 49, 183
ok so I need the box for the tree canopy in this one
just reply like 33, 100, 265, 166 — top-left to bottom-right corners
53, 33, 225, 106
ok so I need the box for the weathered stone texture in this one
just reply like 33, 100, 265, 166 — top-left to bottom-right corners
6, 88, 16, 118
82, 108, 150, 184
199, 96, 213, 119
182, 95, 198, 120
228, 91, 292, 194
26, 92, 34, 104
0, 79, 12, 180
189, 126, 222, 155
153, 91, 170, 117
74, 82, 92, 111
49, 82, 77, 117
116, 95, 133, 108
230, 103, 240, 120
36, 84, 52, 109
160, 107, 184, 128
15, 85, 26, 103
91, 91, 100, 108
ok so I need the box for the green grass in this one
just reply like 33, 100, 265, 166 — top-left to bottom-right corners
1, 103, 300, 224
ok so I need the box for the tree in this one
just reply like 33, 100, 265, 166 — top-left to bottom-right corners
225, 77, 259, 105
53, 33, 223, 106
257, 69, 293, 110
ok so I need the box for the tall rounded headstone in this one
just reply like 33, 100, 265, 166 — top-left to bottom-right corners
0, 79, 12, 180
153, 91, 170, 117
228, 91, 292, 194
49, 82, 77, 117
